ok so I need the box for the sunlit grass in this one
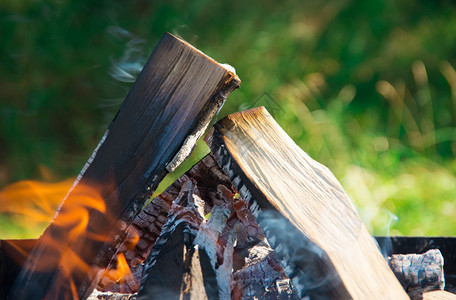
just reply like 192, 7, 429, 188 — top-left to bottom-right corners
271, 60, 456, 236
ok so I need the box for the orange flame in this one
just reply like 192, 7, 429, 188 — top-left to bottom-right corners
0, 179, 76, 237
112, 253, 133, 282
0, 178, 138, 298
52, 182, 107, 243
125, 227, 140, 250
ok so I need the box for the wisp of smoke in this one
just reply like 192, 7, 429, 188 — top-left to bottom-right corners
256, 209, 341, 299
107, 26, 147, 83
376, 209, 399, 258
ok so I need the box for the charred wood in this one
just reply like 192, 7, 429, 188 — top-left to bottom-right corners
388, 249, 445, 299
96, 155, 235, 294
132, 154, 297, 299
137, 178, 206, 299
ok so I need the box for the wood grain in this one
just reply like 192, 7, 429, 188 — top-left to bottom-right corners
10, 32, 240, 300
205, 106, 408, 299
423, 291, 456, 300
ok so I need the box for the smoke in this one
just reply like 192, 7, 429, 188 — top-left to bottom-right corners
385, 210, 399, 236
107, 26, 147, 83
376, 209, 399, 257
255, 209, 342, 299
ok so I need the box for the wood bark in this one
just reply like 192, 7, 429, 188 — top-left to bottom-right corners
205, 106, 408, 299
10, 33, 240, 300
388, 249, 445, 299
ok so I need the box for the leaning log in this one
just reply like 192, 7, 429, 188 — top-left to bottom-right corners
10, 33, 240, 300
205, 106, 408, 299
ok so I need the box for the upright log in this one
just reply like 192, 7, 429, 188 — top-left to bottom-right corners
10, 33, 240, 300
205, 106, 408, 299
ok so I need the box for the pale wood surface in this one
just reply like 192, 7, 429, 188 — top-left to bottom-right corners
10, 33, 240, 300
205, 106, 408, 299
423, 291, 456, 300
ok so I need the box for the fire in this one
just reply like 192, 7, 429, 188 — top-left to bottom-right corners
52, 182, 107, 243
100, 228, 141, 293
0, 178, 137, 298
111, 253, 134, 282
0, 179, 75, 238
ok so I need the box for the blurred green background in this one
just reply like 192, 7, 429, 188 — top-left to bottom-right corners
1, 0, 456, 238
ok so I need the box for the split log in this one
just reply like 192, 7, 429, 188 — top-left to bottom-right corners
10, 33, 240, 300
388, 249, 445, 299
205, 106, 408, 299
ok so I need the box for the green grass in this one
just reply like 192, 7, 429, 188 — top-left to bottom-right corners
1, 0, 456, 238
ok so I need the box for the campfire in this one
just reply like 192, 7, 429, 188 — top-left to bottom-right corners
1, 33, 455, 300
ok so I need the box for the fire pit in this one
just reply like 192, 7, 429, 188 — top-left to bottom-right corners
1, 33, 455, 300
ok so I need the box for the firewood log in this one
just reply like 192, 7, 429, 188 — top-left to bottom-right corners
205, 106, 408, 299
388, 249, 445, 299
10, 33, 240, 300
